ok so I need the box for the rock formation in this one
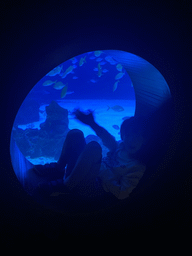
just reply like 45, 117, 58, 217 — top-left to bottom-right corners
12, 101, 70, 162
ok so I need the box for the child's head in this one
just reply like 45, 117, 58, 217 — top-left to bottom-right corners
120, 99, 174, 163
120, 117, 145, 155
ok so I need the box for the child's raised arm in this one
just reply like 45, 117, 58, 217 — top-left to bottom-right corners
74, 109, 117, 152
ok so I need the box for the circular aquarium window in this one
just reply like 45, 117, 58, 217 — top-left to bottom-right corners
12, 51, 136, 165
10, 50, 135, 202
10, 49, 171, 213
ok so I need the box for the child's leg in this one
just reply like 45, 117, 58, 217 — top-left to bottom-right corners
63, 141, 102, 190
57, 129, 86, 172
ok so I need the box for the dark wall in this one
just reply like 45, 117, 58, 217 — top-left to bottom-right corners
1, 1, 191, 243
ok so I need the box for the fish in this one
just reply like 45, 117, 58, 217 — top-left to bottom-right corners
85, 134, 100, 144
112, 125, 120, 130
61, 65, 75, 78
89, 56, 96, 60
96, 57, 103, 62
97, 63, 103, 77
105, 56, 117, 65
43, 80, 57, 86
66, 91, 74, 95
53, 81, 66, 90
122, 116, 131, 120
70, 57, 78, 64
94, 66, 106, 71
72, 76, 78, 79
90, 79, 97, 83
94, 51, 103, 57
115, 72, 125, 80
107, 105, 124, 112
99, 61, 106, 65
61, 85, 68, 98
113, 80, 120, 92
79, 56, 86, 66
116, 63, 123, 72
46, 65, 63, 76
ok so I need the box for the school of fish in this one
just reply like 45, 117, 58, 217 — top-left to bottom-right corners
43, 50, 130, 99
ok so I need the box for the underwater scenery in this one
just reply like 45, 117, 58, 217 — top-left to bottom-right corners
12, 50, 136, 167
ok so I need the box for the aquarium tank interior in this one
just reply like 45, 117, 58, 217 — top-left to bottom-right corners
10, 49, 171, 200
12, 50, 135, 164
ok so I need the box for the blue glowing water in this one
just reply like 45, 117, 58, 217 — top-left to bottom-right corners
32, 50, 135, 101
13, 50, 136, 165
